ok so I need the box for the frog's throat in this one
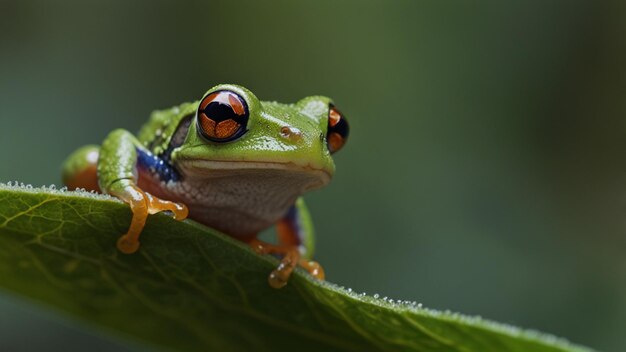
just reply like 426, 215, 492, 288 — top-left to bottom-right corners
177, 159, 332, 186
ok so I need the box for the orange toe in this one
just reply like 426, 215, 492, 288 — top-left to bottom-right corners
248, 239, 325, 288
299, 259, 325, 281
111, 183, 187, 254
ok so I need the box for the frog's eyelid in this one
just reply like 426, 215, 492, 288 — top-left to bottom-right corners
260, 112, 289, 127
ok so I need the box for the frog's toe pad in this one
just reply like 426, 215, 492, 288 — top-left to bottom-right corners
117, 235, 140, 254
299, 259, 325, 281
268, 256, 298, 289
270, 247, 300, 289
268, 270, 289, 289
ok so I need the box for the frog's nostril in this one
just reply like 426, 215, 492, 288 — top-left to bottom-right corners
280, 126, 302, 141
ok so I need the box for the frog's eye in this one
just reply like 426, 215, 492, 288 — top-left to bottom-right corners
196, 90, 249, 142
326, 105, 349, 153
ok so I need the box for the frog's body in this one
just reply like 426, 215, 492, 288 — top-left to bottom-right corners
62, 84, 349, 288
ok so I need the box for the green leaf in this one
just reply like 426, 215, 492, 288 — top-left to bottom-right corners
0, 183, 592, 352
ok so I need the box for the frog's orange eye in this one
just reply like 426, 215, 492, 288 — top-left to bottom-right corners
196, 90, 249, 142
327, 105, 349, 154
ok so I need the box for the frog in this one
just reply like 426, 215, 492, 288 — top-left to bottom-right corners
61, 84, 349, 288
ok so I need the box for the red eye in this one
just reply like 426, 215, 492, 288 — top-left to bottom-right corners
197, 90, 249, 142
327, 105, 349, 153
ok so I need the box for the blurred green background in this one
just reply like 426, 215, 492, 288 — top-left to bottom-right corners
1, 0, 625, 351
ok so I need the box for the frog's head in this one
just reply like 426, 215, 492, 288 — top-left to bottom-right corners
172, 84, 349, 192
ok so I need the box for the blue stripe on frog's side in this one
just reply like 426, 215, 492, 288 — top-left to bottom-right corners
136, 147, 180, 183
284, 204, 304, 246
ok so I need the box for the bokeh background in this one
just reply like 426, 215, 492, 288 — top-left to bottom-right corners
1, 0, 625, 351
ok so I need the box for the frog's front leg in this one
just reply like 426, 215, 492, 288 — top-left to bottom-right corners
250, 198, 325, 288
98, 129, 188, 254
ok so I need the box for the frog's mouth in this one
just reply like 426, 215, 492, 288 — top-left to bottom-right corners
177, 159, 332, 189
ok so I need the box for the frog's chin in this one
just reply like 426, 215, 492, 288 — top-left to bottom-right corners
177, 159, 332, 189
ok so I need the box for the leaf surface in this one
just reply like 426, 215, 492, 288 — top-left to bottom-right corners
0, 184, 592, 352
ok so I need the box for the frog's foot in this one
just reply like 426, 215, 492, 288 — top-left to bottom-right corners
298, 259, 325, 280
250, 239, 300, 288
109, 180, 188, 254
249, 239, 325, 288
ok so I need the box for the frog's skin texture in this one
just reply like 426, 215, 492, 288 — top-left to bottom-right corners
62, 84, 349, 288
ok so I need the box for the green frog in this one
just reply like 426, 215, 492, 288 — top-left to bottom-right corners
62, 84, 349, 288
